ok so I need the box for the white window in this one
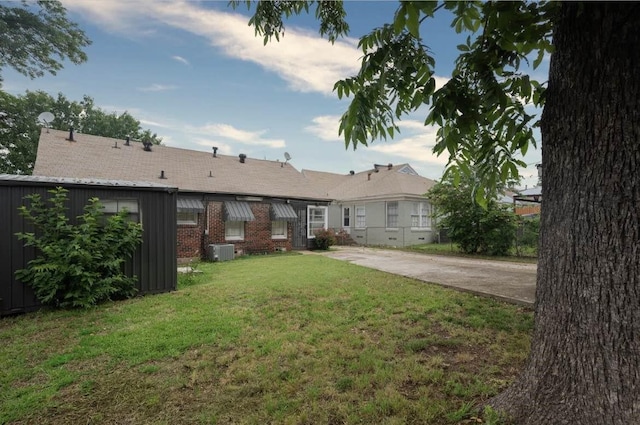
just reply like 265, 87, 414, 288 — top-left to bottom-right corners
272, 221, 287, 239
307, 206, 328, 238
386, 201, 398, 229
177, 211, 198, 225
343, 207, 351, 227
411, 202, 431, 229
225, 221, 244, 240
355, 206, 366, 228
101, 199, 140, 223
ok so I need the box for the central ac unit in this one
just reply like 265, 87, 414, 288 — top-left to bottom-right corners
208, 244, 235, 262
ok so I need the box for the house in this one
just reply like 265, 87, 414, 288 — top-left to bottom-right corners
33, 129, 332, 260
0, 174, 178, 316
304, 163, 437, 247
513, 186, 542, 216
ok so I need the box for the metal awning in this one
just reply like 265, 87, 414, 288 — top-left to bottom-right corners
177, 198, 205, 213
270, 203, 298, 221
224, 201, 255, 221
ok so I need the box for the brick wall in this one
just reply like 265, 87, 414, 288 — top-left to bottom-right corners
177, 210, 205, 261
178, 201, 294, 261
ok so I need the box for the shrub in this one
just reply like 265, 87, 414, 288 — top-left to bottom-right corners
15, 187, 143, 309
312, 228, 336, 250
429, 177, 517, 256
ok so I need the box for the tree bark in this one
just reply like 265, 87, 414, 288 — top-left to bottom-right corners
490, 3, 640, 424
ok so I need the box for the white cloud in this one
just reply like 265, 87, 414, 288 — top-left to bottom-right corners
139, 118, 173, 129
137, 83, 178, 92
304, 115, 342, 142
62, 0, 361, 95
188, 123, 285, 148
171, 55, 190, 66
368, 125, 448, 166
192, 139, 233, 153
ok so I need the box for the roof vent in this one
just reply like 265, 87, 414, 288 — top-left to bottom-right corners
349, 170, 355, 175
66, 127, 75, 142
125, 136, 130, 146
388, 163, 393, 170
209, 170, 213, 178
367, 172, 372, 181
212, 146, 218, 157
159, 170, 166, 179
239, 153, 247, 163
112, 141, 120, 149
143, 141, 153, 152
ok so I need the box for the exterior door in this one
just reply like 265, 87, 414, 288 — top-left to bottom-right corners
292, 205, 308, 249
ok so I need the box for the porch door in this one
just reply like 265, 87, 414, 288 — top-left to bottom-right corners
292, 206, 308, 249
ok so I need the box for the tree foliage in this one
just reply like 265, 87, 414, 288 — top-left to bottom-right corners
0, 90, 162, 174
15, 187, 142, 309
232, 0, 556, 201
429, 176, 516, 256
0, 0, 90, 82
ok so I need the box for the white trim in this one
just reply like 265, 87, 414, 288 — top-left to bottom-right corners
225, 221, 245, 241
271, 220, 287, 240
307, 205, 328, 238
410, 201, 432, 230
386, 201, 399, 230
355, 205, 366, 229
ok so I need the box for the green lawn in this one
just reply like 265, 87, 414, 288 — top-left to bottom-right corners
1, 254, 532, 424
404, 243, 538, 263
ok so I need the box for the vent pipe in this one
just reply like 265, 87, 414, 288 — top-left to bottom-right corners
212, 146, 218, 157
112, 141, 119, 149
143, 141, 152, 152
349, 170, 355, 175
367, 172, 372, 181
159, 170, 166, 179
387, 163, 393, 170
125, 136, 130, 146
239, 153, 247, 163
66, 127, 75, 142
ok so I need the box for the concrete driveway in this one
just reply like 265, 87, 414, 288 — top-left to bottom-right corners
313, 246, 537, 306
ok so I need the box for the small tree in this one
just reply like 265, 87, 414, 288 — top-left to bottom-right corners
16, 187, 143, 309
429, 177, 516, 256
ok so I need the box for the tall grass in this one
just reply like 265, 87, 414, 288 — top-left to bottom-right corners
1, 254, 532, 424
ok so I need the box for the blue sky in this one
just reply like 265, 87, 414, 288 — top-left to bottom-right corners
3, 0, 544, 187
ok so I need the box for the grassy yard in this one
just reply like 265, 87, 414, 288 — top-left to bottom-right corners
404, 243, 538, 263
1, 254, 532, 424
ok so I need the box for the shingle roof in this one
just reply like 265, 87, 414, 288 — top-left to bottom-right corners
303, 164, 436, 201
0, 173, 176, 190
33, 129, 329, 201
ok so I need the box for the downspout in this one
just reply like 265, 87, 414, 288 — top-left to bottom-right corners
202, 196, 209, 260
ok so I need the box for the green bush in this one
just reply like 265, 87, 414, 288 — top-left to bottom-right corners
429, 177, 517, 256
15, 187, 143, 309
312, 228, 336, 250
514, 216, 539, 256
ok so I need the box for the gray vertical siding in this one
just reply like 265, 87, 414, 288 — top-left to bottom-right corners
0, 179, 177, 316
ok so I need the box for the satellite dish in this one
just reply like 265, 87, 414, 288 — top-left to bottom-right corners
37, 112, 55, 133
37, 112, 54, 126
284, 152, 292, 161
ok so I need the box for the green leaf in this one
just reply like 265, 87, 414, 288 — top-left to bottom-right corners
405, 3, 421, 38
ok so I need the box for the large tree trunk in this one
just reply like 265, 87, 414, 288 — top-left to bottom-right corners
490, 3, 640, 424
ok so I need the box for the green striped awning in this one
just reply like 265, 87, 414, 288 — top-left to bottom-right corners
224, 201, 255, 221
270, 203, 298, 221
